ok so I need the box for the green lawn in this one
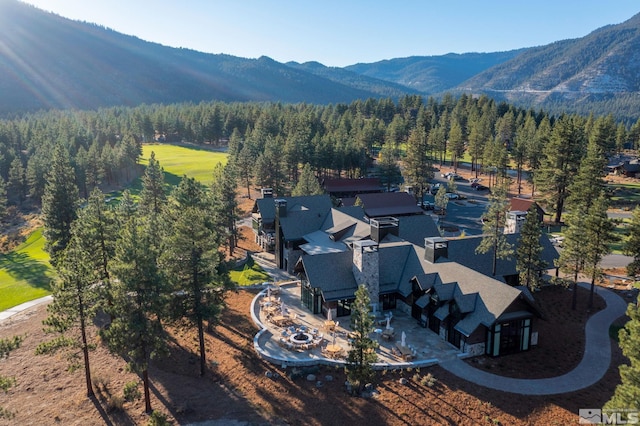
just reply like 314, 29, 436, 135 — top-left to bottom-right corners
0, 229, 54, 311
141, 143, 228, 185
229, 257, 271, 286
1, 143, 229, 312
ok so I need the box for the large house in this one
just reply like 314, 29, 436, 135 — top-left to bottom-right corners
253, 194, 559, 357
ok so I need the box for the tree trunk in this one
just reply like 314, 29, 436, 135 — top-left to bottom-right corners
572, 269, 579, 310
143, 369, 152, 413
198, 317, 206, 377
79, 301, 94, 398
589, 271, 596, 309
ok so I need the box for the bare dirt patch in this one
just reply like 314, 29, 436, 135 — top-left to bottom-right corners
0, 283, 627, 425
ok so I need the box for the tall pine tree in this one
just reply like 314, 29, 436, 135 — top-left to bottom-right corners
516, 205, 547, 291
42, 145, 79, 267
476, 184, 513, 276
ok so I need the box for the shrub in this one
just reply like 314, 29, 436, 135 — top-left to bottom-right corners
147, 410, 171, 426
106, 395, 124, 412
123, 381, 141, 402
420, 372, 437, 387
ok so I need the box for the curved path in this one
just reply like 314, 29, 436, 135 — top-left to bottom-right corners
439, 283, 629, 395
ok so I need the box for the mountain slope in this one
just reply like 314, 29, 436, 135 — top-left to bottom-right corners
455, 12, 640, 102
0, 0, 400, 113
343, 51, 525, 94
286, 61, 421, 98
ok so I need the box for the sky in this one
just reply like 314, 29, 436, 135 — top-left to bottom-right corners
20, 1, 640, 67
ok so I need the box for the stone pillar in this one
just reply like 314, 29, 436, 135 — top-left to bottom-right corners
352, 240, 380, 311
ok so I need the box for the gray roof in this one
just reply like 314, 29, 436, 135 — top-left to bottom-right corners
356, 192, 424, 217
300, 251, 358, 302
254, 194, 333, 231
396, 215, 441, 246
439, 234, 558, 281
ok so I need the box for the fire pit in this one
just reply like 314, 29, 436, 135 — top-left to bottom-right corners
290, 332, 313, 345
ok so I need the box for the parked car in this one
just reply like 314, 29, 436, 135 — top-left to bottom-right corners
422, 201, 435, 210
445, 193, 459, 199
474, 184, 489, 191
469, 177, 481, 184
430, 183, 441, 194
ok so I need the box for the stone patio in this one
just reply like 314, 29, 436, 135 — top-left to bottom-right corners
250, 281, 465, 369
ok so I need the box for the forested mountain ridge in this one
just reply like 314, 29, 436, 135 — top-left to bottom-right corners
0, 0, 404, 113
2, 0, 640, 122
342, 51, 526, 94
457, 12, 640, 95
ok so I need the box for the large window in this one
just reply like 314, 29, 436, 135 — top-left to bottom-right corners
301, 281, 322, 314
380, 293, 397, 311
486, 318, 532, 356
336, 299, 353, 317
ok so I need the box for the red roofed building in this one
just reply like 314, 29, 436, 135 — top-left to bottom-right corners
321, 177, 383, 198
509, 198, 545, 223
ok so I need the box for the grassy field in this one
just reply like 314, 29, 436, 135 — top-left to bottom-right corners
141, 143, 228, 185
0, 144, 229, 312
0, 229, 53, 311
229, 257, 271, 286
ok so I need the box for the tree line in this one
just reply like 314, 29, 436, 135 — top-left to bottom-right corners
2, 94, 640, 223
36, 147, 235, 414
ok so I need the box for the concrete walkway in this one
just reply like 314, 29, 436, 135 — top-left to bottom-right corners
439, 282, 629, 395
0, 295, 53, 322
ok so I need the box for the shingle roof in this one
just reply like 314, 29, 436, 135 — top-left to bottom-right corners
254, 194, 333, 228
356, 192, 423, 217
438, 234, 558, 281
322, 177, 383, 193
300, 252, 358, 301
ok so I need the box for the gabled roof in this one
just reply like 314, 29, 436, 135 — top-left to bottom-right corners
253, 194, 333, 227
322, 177, 382, 193
509, 198, 544, 215
356, 192, 423, 217
436, 234, 558, 281
298, 251, 358, 302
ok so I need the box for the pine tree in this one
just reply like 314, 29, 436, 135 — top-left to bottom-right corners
625, 206, 640, 277
0, 176, 7, 221
103, 213, 168, 413
605, 300, 640, 413
566, 131, 607, 211
291, 163, 323, 196
516, 205, 547, 291
476, 184, 513, 276
534, 115, 584, 223
160, 177, 231, 376
583, 195, 615, 309
434, 185, 449, 216
377, 143, 402, 192
7, 157, 26, 205
346, 284, 378, 395
403, 126, 433, 202
556, 210, 588, 310
42, 145, 79, 267
211, 162, 239, 254
138, 151, 166, 218
35, 237, 98, 398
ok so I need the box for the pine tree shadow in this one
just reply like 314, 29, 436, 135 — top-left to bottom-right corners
0, 252, 52, 290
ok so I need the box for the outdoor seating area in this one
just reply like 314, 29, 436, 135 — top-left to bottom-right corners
278, 326, 325, 351
254, 283, 461, 368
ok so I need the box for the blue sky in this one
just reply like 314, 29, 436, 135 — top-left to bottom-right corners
22, 0, 640, 67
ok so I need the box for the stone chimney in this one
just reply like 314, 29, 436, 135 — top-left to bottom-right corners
352, 240, 380, 311
425, 237, 448, 263
370, 217, 399, 243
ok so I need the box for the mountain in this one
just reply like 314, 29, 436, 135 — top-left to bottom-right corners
0, 0, 404, 113
286, 61, 422, 98
343, 51, 525, 95
450, 12, 640, 115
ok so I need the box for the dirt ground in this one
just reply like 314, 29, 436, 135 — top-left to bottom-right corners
0, 182, 633, 425
0, 272, 629, 425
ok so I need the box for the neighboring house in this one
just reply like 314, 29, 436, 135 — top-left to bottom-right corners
354, 192, 424, 218
509, 198, 545, 224
321, 177, 383, 199
294, 219, 556, 357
